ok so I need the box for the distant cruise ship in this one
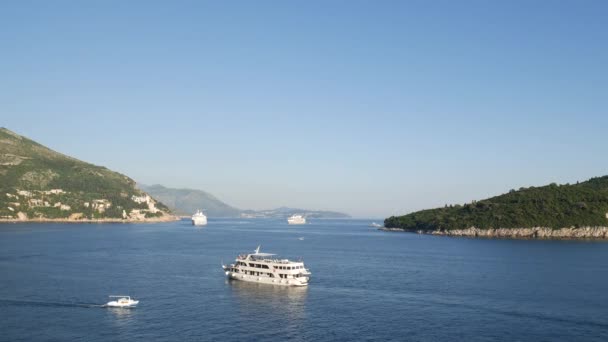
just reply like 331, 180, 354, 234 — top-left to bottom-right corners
287, 214, 306, 225
192, 209, 207, 226
222, 246, 311, 286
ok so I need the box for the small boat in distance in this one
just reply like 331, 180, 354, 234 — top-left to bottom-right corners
192, 209, 207, 226
287, 214, 306, 225
106, 295, 139, 308
222, 246, 311, 286
370, 222, 382, 228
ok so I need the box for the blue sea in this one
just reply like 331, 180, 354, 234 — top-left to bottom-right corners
1, 219, 608, 341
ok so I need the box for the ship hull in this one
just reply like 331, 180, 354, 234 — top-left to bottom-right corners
192, 218, 207, 226
225, 271, 308, 286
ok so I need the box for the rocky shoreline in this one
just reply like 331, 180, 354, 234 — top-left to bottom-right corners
0, 215, 180, 224
380, 226, 608, 239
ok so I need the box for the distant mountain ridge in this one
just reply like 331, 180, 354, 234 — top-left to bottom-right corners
0, 127, 175, 222
140, 184, 350, 218
138, 184, 241, 217
240, 206, 350, 219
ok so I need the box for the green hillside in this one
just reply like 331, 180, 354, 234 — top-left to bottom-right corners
0, 127, 173, 221
385, 176, 608, 231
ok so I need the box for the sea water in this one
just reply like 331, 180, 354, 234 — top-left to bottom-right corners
1, 219, 607, 341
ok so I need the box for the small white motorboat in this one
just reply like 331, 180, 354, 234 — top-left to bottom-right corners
106, 295, 139, 308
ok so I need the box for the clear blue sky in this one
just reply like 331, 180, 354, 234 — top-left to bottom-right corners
1, 1, 607, 218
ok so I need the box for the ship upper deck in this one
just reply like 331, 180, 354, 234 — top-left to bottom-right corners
236, 253, 304, 266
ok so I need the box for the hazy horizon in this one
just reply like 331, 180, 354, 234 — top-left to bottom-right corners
2, 1, 607, 218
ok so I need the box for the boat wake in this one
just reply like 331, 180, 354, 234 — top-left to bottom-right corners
0, 298, 106, 309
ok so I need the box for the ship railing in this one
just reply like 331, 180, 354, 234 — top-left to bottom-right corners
245, 256, 305, 265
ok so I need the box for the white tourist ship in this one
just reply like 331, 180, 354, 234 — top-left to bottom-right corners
192, 209, 207, 226
222, 246, 311, 286
287, 214, 306, 225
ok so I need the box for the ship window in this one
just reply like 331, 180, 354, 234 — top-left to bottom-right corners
249, 263, 254, 267
262, 265, 269, 269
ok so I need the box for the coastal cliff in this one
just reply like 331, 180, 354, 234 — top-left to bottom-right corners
0, 127, 177, 223
0, 215, 178, 223
381, 226, 608, 239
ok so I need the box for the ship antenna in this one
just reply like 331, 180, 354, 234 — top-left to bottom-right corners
255, 245, 260, 254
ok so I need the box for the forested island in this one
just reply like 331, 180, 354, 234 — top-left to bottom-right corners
384, 176, 608, 239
